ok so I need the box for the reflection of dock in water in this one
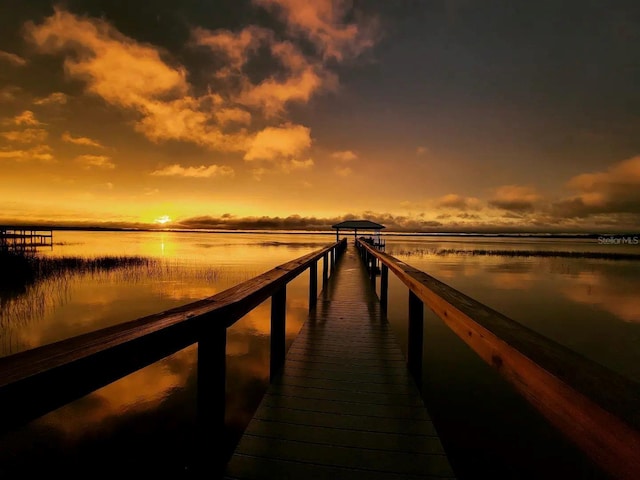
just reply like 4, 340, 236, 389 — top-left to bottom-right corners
0, 227, 53, 251
1, 233, 639, 479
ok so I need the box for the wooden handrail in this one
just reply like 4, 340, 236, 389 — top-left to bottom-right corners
357, 239, 640, 480
0, 239, 346, 434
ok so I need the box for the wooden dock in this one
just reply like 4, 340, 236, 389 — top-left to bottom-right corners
0, 227, 53, 250
224, 246, 455, 479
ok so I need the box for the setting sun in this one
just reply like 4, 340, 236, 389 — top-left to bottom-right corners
154, 215, 171, 225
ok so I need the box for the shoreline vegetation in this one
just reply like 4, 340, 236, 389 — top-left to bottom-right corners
389, 248, 640, 261
0, 250, 154, 294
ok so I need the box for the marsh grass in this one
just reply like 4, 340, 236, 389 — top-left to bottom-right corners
1, 250, 155, 290
0, 251, 228, 355
389, 248, 640, 261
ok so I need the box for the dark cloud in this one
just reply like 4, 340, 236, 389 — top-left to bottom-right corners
175, 213, 444, 232
552, 155, 640, 218
489, 199, 535, 212
489, 185, 541, 212
436, 194, 482, 211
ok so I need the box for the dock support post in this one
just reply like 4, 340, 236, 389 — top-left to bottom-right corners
322, 253, 329, 290
270, 286, 287, 380
408, 291, 424, 385
380, 265, 388, 315
197, 325, 227, 472
309, 261, 318, 309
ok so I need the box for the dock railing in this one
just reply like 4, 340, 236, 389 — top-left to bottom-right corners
356, 238, 640, 480
0, 227, 53, 250
0, 238, 347, 469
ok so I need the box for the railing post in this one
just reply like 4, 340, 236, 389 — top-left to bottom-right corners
270, 286, 287, 381
309, 260, 318, 309
197, 324, 226, 472
369, 256, 376, 287
322, 253, 329, 290
330, 248, 335, 273
408, 290, 424, 385
380, 265, 388, 315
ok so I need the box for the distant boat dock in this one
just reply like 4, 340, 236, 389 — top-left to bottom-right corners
0, 227, 53, 251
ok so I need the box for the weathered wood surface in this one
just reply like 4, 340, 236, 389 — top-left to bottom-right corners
0, 240, 344, 433
357, 240, 640, 480
225, 246, 455, 479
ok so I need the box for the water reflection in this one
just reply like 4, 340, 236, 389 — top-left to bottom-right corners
380, 236, 639, 479
385, 240, 640, 381
1, 232, 638, 478
0, 230, 328, 476
561, 268, 640, 323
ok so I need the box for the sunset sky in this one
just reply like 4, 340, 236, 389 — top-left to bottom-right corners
0, 1, 638, 232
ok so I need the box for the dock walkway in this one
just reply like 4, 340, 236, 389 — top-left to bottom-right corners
224, 246, 455, 479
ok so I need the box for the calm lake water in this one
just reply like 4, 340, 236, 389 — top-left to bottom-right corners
1, 230, 639, 478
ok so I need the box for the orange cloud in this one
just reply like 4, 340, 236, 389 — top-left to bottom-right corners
1, 128, 48, 143
75, 154, 115, 169
436, 193, 482, 210
5, 110, 43, 127
244, 123, 311, 162
254, 0, 378, 61
553, 155, 640, 217
26, 9, 188, 108
150, 164, 235, 178
25, 6, 374, 176
416, 146, 428, 155
194, 25, 330, 117
567, 155, 640, 192
62, 131, 104, 148
239, 39, 330, 115
25, 10, 244, 152
133, 96, 250, 151
12, 110, 42, 126
34, 92, 68, 105
331, 150, 357, 161
286, 158, 314, 171
0, 145, 54, 162
0, 86, 22, 103
489, 185, 541, 211
192, 25, 271, 74
0, 50, 27, 66
215, 108, 252, 126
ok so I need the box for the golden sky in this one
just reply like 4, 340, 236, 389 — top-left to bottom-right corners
0, 1, 638, 232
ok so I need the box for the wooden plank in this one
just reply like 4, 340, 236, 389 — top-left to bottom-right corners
273, 376, 418, 395
261, 395, 430, 420
264, 384, 424, 407
225, 454, 450, 480
225, 246, 455, 479
232, 436, 453, 477
279, 365, 414, 384
358, 240, 640, 480
244, 419, 447, 454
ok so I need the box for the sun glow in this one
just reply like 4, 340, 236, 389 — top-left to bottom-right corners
154, 215, 171, 225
